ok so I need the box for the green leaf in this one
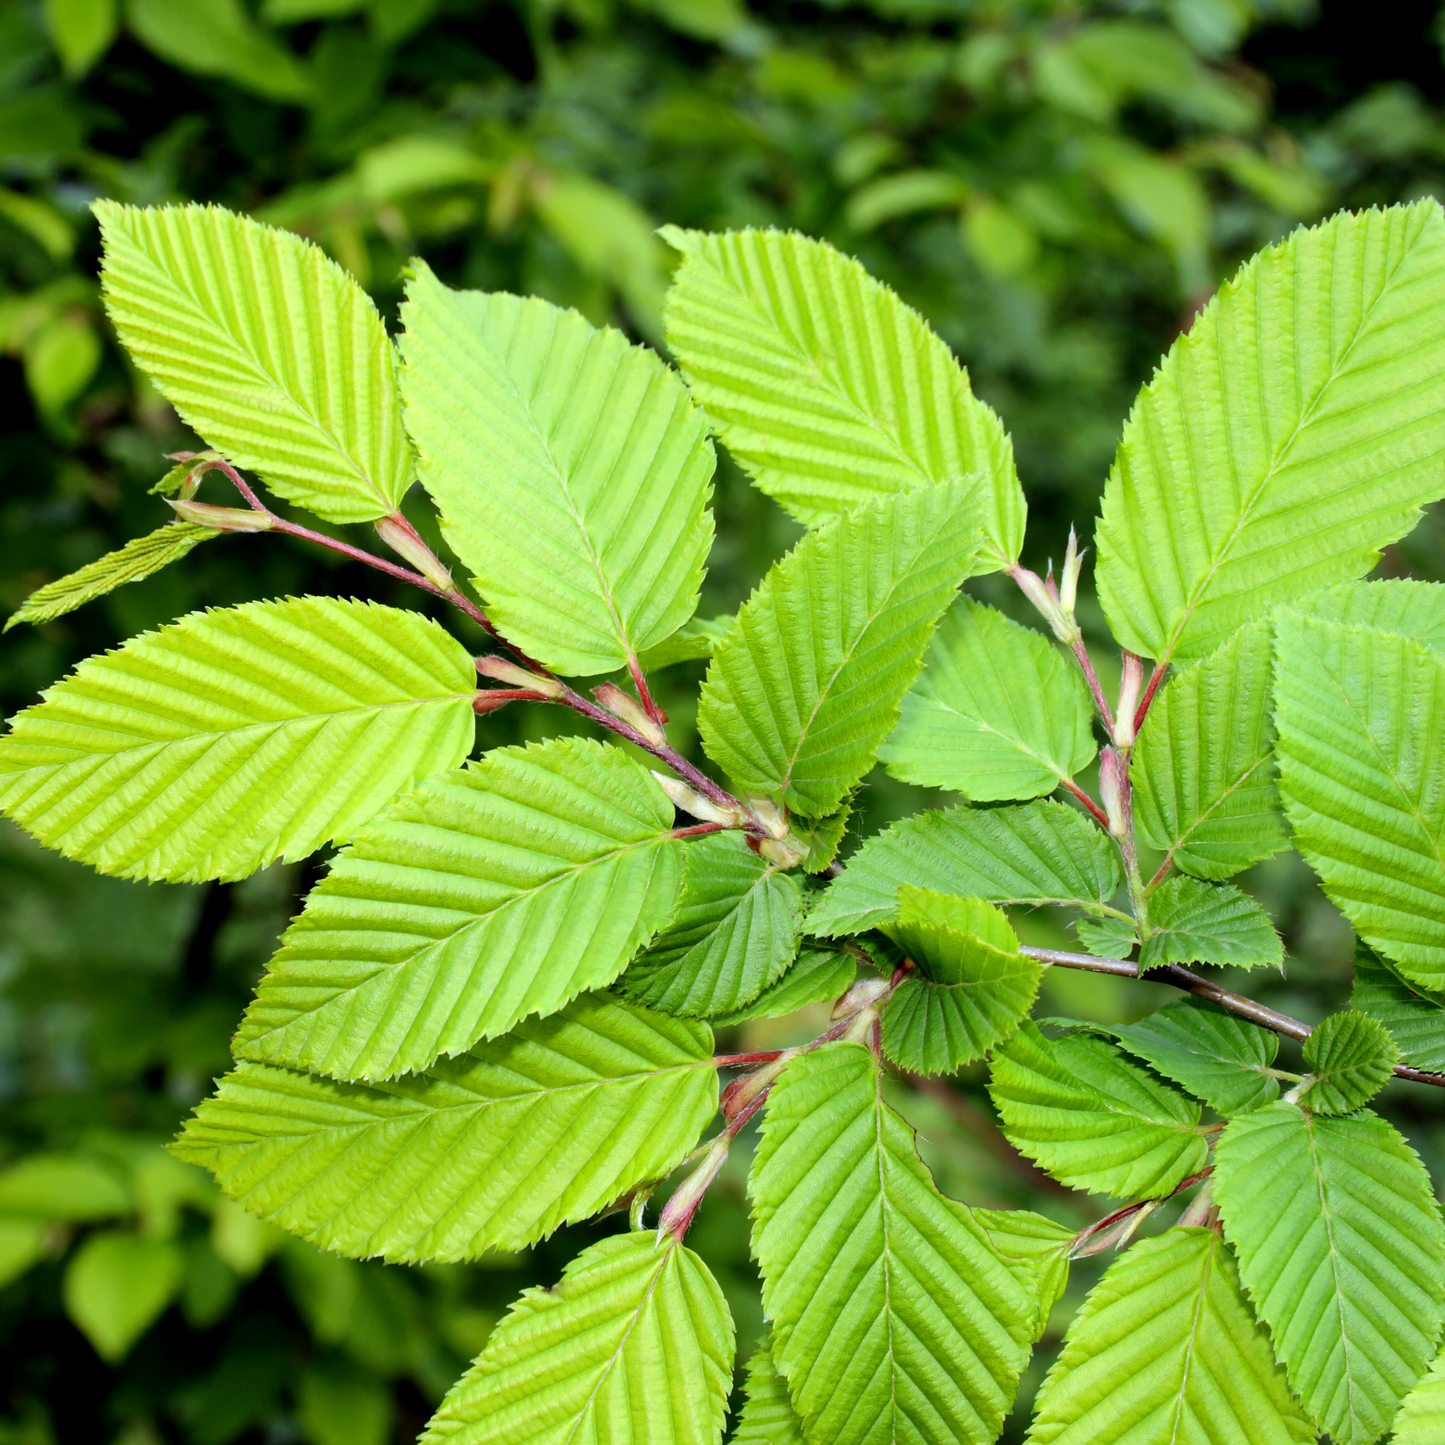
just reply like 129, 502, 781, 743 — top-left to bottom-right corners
792, 803, 851, 874
660, 226, 1024, 566
0, 598, 475, 883
125, 0, 313, 102
0, 1153, 131, 1220
298, 1357, 392, 1445
697, 477, 983, 816
808, 800, 1123, 937
1215, 1104, 1445, 1445
398, 262, 714, 676
174, 996, 717, 1261
1298, 1010, 1399, 1115
1096, 201, 1445, 663
95, 203, 406, 524
735, 1332, 805, 1445
879, 888, 1042, 1074
1312, 578, 1445, 654
709, 944, 856, 1025
1274, 612, 1445, 990
1108, 999, 1282, 1115
0, 1219, 47, 1290
973, 1209, 1074, 1340
4, 521, 217, 631
43, 0, 117, 78
750, 1042, 1035, 1445
1139, 877, 1282, 970
1073, 913, 1137, 958
990, 1023, 1209, 1199
1025, 1227, 1314, 1445
622, 832, 803, 1017
1132, 620, 1287, 879
880, 598, 1096, 802
635, 614, 733, 672
1391, 1345, 1445, 1445
235, 738, 682, 1081
63, 1231, 182, 1363
421, 1232, 733, 1445
1351, 941, 1445, 1070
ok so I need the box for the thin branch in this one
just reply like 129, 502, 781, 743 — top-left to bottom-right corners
627, 654, 665, 726
1134, 660, 1169, 733
1060, 776, 1110, 829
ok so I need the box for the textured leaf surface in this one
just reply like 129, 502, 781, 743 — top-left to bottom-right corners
809, 800, 1123, 937
1139, 877, 1282, 970
710, 945, 856, 1025
1214, 1102, 1445, 1445
1132, 621, 1287, 879
1312, 578, 1445, 653
235, 739, 681, 1081
751, 1043, 1034, 1445
661, 226, 1024, 565
697, 478, 982, 816
96, 202, 410, 524
880, 599, 1096, 802
635, 615, 733, 672
1274, 613, 1445, 990
990, 1024, 1209, 1199
623, 832, 802, 1016
421, 1232, 733, 1445
0, 598, 474, 883
1351, 943, 1445, 1070
400, 263, 713, 676
1391, 1345, 1445, 1445
1026, 1228, 1314, 1445
174, 997, 717, 1261
1097, 201, 1445, 662
1299, 1010, 1399, 1115
973, 1209, 1074, 1341
734, 1333, 805, 1445
4, 522, 217, 631
880, 888, 1041, 1074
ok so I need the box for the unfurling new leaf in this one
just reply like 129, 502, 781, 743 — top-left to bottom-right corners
1139, 877, 1282, 970
1298, 1010, 1399, 1115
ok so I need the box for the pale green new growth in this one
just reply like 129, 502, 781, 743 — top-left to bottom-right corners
0, 597, 475, 882
399, 262, 714, 675
698, 477, 983, 816
1351, 942, 1445, 1069
972, 1209, 1075, 1340
880, 598, 1096, 802
635, 615, 734, 672
1097, 201, 1445, 662
1391, 1346, 1445, 1445
173, 996, 717, 1261
661, 226, 1025, 565
735, 1333, 806, 1445
1139, 877, 1283, 970
421, 1232, 734, 1445
95, 203, 412, 524
1299, 1010, 1399, 1115
235, 739, 681, 1080
710, 945, 857, 1026
1213, 1102, 1445, 1445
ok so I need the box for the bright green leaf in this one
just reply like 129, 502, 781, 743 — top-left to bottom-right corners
124, 0, 312, 101
734, 1331, 805, 1445
1073, 913, 1137, 958
1312, 578, 1445, 653
44, 0, 117, 76
0, 1219, 48, 1289
710, 944, 857, 1025
1139, 877, 1282, 970
0, 1154, 131, 1220
635, 614, 733, 672
1299, 1010, 1399, 1115
973, 1208, 1074, 1340
1391, 1345, 1445, 1445
1351, 941, 1445, 1070
63, 1231, 182, 1362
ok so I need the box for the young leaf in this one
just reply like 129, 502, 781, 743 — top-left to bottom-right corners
622, 832, 803, 1017
989, 1023, 1209, 1199
734, 1332, 805, 1445
4, 522, 217, 631
0, 598, 475, 882
1351, 942, 1445, 1070
1073, 913, 1137, 958
660, 226, 1025, 566
793, 803, 851, 874
1025, 1228, 1314, 1445
1096, 201, 1445, 663
1274, 613, 1445, 990
1312, 578, 1445, 654
709, 945, 856, 1025
879, 598, 1096, 802
173, 996, 718, 1262
879, 888, 1042, 1074
808, 800, 1123, 937
1131, 620, 1287, 879
399, 263, 714, 676
634, 614, 734, 672
750, 1043, 1036, 1445
1213, 1102, 1445, 1445
1139, 877, 1283, 970
697, 477, 983, 816
1390, 1345, 1445, 1445
1298, 1010, 1399, 1115
1108, 999, 1282, 1115
973, 1209, 1075, 1340
63, 1231, 182, 1364
421, 1232, 734, 1445
234, 738, 682, 1081
95, 203, 411, 525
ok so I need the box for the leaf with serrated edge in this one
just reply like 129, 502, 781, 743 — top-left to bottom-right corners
622, 832, 803, 1017
1026, 1228, 1314, 1445
709, 945, 856, 1026
1274, 612, 1445, 990
1351, 941, 1445, 1069
0, 598, 475, 883
173, 996, 717, 1261
734, 1332, 805, 1445
881, 598, 1096, 802
661, 226, 1024, 566
1139, 877, 1282, 970
1313, 578, 1445, 654
973, 1209, 1074, 1341
1298, 1010, 1399, 1115
751, 1043, 1035, 1445
809, 800, 1123, 938
635, 615, 734, 672
698, 477, 983, 816
1097, 201, 1445, 663
95, 203, 411, 525
399, 262, 714, 676
1391, 1345, 1445, 1445
421, 1232, 733, 1445
990, 1023, 1209, 1199
1214, 1101, 1445, 1445
235, 738, 681, 1081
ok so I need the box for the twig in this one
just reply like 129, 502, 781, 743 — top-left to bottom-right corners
1133, 660, 1169, 733
1060, 777, 1110, 829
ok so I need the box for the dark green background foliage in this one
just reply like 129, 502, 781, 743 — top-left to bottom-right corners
1, 1, 1443, 1442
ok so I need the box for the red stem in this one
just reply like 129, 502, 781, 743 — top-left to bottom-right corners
713, 1051, 786, 1068
671, 822, 728, 840
1133, 661, 1169, 734
1070, 637, 1115, 734
628, 654, 665, 725
1061, 777, 1111, 829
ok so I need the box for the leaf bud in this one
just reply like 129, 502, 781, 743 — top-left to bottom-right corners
651, 772, 743, 827
757, 834, 808, 869
1011, 565, 1081, 646
1059, 526, 1084, 615
1097, 746, 1130, 838
831, 975, 892, 1020
657, 1134, 729, 1241
1112, 652, 1144, 748
374, 515, 455, 592
167, 499, 274, 532
594, 682, 667, 747
475, 654, 563, 698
